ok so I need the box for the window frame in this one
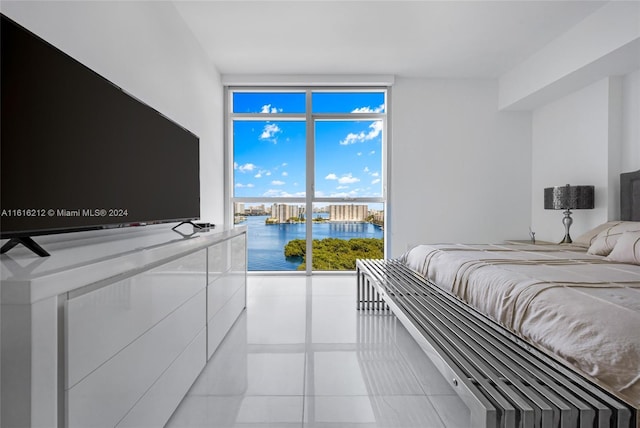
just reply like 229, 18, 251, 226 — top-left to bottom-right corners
225, 86, 389, 274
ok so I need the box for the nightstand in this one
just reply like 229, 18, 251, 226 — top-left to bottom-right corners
504, 240, 555, 245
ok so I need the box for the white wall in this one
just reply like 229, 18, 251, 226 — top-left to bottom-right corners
622, 70, 640, 173
531, 78, 616, 242
0, 1, 224, 224
390, 78, 532, 257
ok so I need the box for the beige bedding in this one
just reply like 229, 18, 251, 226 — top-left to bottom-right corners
400, 243, 640, 407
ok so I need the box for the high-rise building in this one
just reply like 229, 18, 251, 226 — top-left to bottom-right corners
248, 204, 266, 215
371, 209, 384, 225
270, 203, 305, 223
329, 204, 368, 221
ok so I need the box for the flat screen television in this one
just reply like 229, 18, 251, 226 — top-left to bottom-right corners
1, 14, 201, 256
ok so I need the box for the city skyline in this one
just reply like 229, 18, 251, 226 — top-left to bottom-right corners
234, 202, 383, 213
234, 202, 383, 225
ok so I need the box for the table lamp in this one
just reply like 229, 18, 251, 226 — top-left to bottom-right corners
544, 184, 594, 244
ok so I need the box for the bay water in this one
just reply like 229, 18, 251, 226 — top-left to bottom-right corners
243, 215, 384, 271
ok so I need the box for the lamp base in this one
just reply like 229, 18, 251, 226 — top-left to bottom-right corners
559, 234, 572, 244
559, 209, 573, 244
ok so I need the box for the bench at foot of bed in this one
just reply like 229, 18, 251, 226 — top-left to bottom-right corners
356, 258, 638, 428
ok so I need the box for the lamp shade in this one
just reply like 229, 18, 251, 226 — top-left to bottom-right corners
544, 185, 594, 210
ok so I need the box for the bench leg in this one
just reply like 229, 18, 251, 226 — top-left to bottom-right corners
357, 266, 362, 309
357, 265, 389, 312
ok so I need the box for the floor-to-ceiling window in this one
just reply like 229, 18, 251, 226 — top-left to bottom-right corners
228, 88, 387, 273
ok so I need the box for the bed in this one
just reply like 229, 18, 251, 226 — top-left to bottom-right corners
357, 170, 640, 428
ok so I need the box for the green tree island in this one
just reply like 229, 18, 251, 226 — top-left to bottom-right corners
284, 237, 384, 270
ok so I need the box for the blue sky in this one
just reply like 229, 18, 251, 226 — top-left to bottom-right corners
233, 92, 384, 198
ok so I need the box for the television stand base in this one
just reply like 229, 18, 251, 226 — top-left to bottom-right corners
171, 221, 215, 237
1, 237, 50, 257
172, 221, 214, 230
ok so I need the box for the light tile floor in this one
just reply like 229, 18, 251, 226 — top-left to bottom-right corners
166, 275, 470, 428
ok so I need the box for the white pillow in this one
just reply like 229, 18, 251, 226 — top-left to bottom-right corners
573, 221, 623, 248
605, 231, 640, 265
587, 221, 640, 256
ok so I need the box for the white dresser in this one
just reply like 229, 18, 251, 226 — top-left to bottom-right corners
0, 224, 247, 428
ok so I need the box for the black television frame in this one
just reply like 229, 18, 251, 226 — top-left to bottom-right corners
0, 14, 201, 256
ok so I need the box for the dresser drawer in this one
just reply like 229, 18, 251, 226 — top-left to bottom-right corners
230, 234, 247, 272
67, 289, 206, 428
208, 286, 246, 359
207, 238, 230, 283
207, 271, 245, 320
116, 328, 206, 428
66, 249, 206, 389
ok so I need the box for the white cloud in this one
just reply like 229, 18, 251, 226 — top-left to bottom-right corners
363, 166, 370, 172
282, 171, 288, 177
330, 190, 359, 198
327, 173, 361, 184
340, 121, 383, 145
260, 123, 281, 143
255, 169, 270, 178
341, 132, 364, 146
351, 103, 385, 113
271, 180, 285, 185
371, 171, 379, 177
266, 171, 272, 176
236, 163, 257, 173
336, 185, 349, 190
235, 183, 255, 188
369, 150, 376, 155
371, 178, 381, 185
357, 152, 363, 156
282, 163, 288, 167
261, 104, 282, 114
263, 189, 288, 197
263, 189, 306, 198
338, 174, 360, 184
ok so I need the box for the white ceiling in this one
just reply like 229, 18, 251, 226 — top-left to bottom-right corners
173, 0, 608, 78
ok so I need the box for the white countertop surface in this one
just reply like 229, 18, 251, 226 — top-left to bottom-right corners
1, 223, 246, 304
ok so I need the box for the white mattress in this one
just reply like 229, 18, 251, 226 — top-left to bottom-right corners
400, 243, 640, 407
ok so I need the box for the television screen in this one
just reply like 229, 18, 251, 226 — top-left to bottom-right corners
1, 14, 200, 244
